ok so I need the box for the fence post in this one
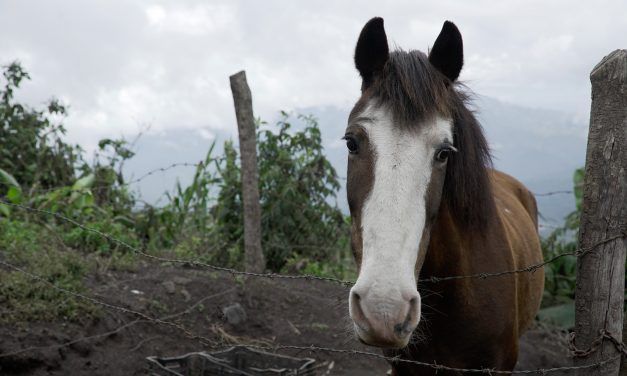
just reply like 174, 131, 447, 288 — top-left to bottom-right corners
622, 314, 627, 376
574, 50, 627, 376
230, 71, 266, 273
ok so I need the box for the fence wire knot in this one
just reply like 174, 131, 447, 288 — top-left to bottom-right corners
569, 329, 627, 358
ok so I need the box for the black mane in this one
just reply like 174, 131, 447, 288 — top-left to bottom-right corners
366, 49, 496, 232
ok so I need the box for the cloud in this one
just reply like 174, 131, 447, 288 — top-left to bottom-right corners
145, 4, 236, 35
1, 0, 625, 151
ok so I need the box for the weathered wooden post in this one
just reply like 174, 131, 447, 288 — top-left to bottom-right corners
230, 71, 266, 273
574, 49, 627, 376
622, 315, 627, 376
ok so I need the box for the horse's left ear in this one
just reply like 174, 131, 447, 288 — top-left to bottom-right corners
429, 21, 463, 82
355, 17, 389, 90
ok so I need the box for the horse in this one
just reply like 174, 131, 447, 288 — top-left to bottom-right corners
344, 18, 544, 375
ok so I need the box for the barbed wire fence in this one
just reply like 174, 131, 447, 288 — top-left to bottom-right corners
0, 197, 625, 374
0, 64, 621, 373
0, 159, 621, 375
1, 161, 578, 197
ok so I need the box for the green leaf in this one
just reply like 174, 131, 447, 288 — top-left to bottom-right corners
0, 167, 21, 190
6, 186, 22, 203
0, 203, 10, 217
69, 190, 94, 210
72, 174, 95, 190
113, 215, 135, 227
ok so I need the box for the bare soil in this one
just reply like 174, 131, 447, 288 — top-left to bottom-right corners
0, 262, 572, 375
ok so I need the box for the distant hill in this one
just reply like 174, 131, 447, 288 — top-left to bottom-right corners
123, 96, 587, 233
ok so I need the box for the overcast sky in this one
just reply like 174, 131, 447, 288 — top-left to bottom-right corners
1, 1, 625, 151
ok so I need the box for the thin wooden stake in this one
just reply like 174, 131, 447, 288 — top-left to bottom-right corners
230, 71, 265, 273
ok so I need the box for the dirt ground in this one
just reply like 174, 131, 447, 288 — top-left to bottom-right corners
0, 262, 573, 375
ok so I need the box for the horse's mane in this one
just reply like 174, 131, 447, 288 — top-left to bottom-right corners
368, 49, 496, 232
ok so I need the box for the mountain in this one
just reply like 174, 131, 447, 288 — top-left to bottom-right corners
123, 96, 587, 233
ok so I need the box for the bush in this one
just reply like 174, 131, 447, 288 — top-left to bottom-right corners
211, 113, 351, 273
0, 62, 82, 192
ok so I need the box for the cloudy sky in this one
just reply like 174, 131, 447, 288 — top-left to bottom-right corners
1, 0, 625, 151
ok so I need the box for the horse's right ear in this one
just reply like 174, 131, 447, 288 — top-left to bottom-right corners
428, 21, 463, 82
354, 17, 389, 90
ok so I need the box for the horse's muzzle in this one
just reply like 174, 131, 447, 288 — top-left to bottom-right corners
349, 286, 420, 349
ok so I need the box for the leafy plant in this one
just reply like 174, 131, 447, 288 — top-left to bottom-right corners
211, 113, 350, 272
541, 168, 584, 306
0, 61, 83, 193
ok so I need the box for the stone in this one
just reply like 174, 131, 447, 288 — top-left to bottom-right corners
162, 281, 176, 294
222, 303, 247, 326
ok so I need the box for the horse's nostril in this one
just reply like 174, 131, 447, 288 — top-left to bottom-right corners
349, 289, 370, 333
393, 323, 405, 335
409, 297, 417, 305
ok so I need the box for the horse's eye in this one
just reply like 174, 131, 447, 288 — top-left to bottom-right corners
344, 136, 359, 154
435, 147, 453, 162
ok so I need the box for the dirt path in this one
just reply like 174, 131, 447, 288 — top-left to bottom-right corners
0, 264, 572, 375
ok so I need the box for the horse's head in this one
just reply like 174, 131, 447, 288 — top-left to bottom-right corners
345, 18, 489, 349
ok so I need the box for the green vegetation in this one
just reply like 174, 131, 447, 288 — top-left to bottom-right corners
540, 167, 584, 308
538, 167, 626, 328
537, 168, 583, 328
0, 62, 352, 322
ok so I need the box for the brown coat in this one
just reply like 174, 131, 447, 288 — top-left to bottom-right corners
387, 170, 544, 375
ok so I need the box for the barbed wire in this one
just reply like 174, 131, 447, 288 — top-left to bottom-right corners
0, 199, 355, 286
0, 162, 202, 197
421, 231, 625, 284
1, 199, 624, 288
236, 344, 623, 375
0, 258, 622, 374
123, 162, 203, 187
0, 284, 237, 359
1, 161, 576, 199
0, 260, 217, 348
0, 188, 624, 374
533, 190, 574, 197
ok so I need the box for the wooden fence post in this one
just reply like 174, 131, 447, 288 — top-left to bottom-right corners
621, 314, 627, 376
574, 50, 627, 376
230, 71, 266, 273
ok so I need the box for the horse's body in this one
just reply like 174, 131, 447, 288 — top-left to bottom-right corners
387, 171, 544, 375
344, 18, 544, 375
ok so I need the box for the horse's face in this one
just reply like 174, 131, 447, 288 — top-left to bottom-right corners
346, 18, 463, 349
346, 106, 453, 348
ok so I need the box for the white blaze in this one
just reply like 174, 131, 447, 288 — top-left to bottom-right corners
354, 105, 453, 311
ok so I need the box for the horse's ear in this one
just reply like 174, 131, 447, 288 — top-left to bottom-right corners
429, 21, 463, 82
355, 17, 389, 90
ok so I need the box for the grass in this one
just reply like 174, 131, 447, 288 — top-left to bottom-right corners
0, 220, 99, 322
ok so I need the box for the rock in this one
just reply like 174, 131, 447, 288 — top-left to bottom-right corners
222, 303, 247, 326
180, 288, 191, 302
173, 277, 192, 285
162, 281, 176, 294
